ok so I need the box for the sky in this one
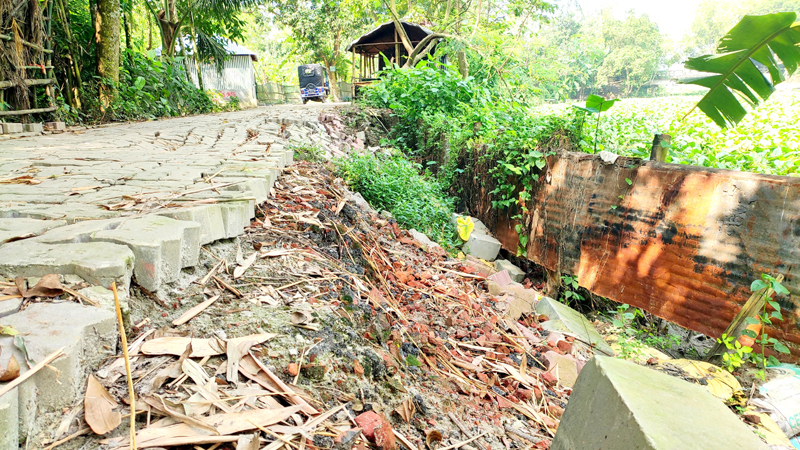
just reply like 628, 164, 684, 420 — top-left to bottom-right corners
574, 0, 701, 40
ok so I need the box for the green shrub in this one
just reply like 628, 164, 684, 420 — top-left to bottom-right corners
335, 151, 458, 248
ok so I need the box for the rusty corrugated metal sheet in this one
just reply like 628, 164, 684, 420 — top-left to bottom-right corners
483, 152, 800, 358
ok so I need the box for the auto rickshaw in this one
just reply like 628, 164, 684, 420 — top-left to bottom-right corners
298, 64, 330, 104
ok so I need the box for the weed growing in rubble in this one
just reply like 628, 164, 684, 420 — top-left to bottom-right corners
560, 274, 584, 304
716, 274, 791, 379
288, 143, 324, 162
335, 151, 459, 248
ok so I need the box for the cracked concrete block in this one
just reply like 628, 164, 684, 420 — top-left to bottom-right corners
219, 200, 251, 238
157, 204, 226, 245
495, 259, 525, 282
94, 215, 200, 291
0, 386, 18, 450
551, 356, 770, 450
44, 121, 65, 131
0, 303, 117, 446
218, 178, 270, 204
0, 241, 134, 293
0, 218, 66, 244
536, 297, 614, 356
23, 123, 43, 133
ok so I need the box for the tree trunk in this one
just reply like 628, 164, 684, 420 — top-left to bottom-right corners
457, 51, 468, 79
123, 10, 132, 52
147, 11, 153, 50
57, 0, 83, 109
189, 11, 204, 90
96, 0, 120, 106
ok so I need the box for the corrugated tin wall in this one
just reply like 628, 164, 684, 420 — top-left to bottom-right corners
184, 56, 257, 107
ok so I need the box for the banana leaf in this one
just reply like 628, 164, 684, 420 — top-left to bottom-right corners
681, 13, 800, 128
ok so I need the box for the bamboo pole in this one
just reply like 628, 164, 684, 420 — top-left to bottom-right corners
112, 282, 137, 450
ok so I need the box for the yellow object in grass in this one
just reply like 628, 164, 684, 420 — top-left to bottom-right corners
457, 216, 474, 242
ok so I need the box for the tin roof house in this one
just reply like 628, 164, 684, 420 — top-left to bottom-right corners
156, 39, 259, 108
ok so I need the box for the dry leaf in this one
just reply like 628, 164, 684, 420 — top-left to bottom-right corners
84, 374, 121, 435
395, 398, 415, 423
141, 336, 227, 357
172, 295, 219, 326
0, 354, 20, 382
233, 253, 257, 279
290, 310, 313, 325
24, 274, 64, 298
425, 429, 443, 449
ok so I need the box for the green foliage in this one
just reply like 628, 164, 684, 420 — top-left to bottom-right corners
335, 151, 458, 248
105, 51, 213, 121
363, 61, 483, 155
682, 12, 800, 128
717, 333, 754, 372
573, 94, 619, 152
288, 143, 325, 163
540, 93, 800, 176
560, 274, 584, 304
596, 10, 665, 96
610, 303, 647, 360
716, 273, 791, 378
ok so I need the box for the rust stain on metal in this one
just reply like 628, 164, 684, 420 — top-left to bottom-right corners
482, 152, 800, 358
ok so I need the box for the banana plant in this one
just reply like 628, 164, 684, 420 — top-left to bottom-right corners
682, 13, 800, 128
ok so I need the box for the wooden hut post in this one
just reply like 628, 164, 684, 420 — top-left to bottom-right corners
351, 48, 356, 99
394, 27, 399, 66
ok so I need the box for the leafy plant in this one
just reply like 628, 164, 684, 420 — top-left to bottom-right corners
574, 94, 620, 153
682, 12, 800, 128
745, 273, 792, 379
335, 151, 458, 249
560, 274, 584, 304
717, 333, 753, 372
609, 303, 647, 360
288, 143, 324, 163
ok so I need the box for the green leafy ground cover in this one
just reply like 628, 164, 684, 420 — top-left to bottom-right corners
542, 92, 800, 177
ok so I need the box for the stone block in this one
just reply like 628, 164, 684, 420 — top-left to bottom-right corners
0, 241, 134, 293
551, 356, 770, 450
79, 285, 129, 323
157, 204, 226, 245
0, 218, 67, 244
487, 279, 539, 319
219, 200, 252, 238
0, 386, 18, 450
462, 230, 501, 261
536, 297, 614, 356
22, 123, 43, 133
0, 123, 23, 134
0, 297, 21, 318
495, 259, 525, 282
94, 216, 201, 291
0, 303, 117, 445
0, 204, 119, 224
44, 121, 66, 131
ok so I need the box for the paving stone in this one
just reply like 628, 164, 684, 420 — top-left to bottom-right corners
92, 216, 201, 291
0, 387, 18, 450
462, 230, 502, 261
0, 218, 66, 244
79, 285, 129, 323
0, 204, 120, 223
157, 204, 226, 245
23, 123, 43, 133
551, 356, 770, 450
1, 123, 23, 134
0, 297, 22, 317
0, 240, 134, 293
536, 296, 614, 356
495, 259, 525, 282
44, 121, 66, 131
0, 302, 117, 446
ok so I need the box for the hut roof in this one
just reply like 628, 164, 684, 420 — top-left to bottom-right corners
346, 21, 435, 54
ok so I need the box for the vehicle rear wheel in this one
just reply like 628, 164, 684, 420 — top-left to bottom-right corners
302, 98, 308, 104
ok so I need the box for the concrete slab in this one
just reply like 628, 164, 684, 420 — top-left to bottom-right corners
0, 204, 120, 224
94, 216, 201, 291
0, 241, 134, 292
0, 302, 117, 446
23, 124, 43, 133
0, 387, 19, 450
1, 123, 23, 134
462, 230, 502, 261
0, 218, 66, 244
551, 356, 770, 450
536, 297, 614, 356
495, 259, 525, 282
157, 204, 226, 245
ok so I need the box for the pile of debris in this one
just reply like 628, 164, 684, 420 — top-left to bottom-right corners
35, 160, 605, 450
